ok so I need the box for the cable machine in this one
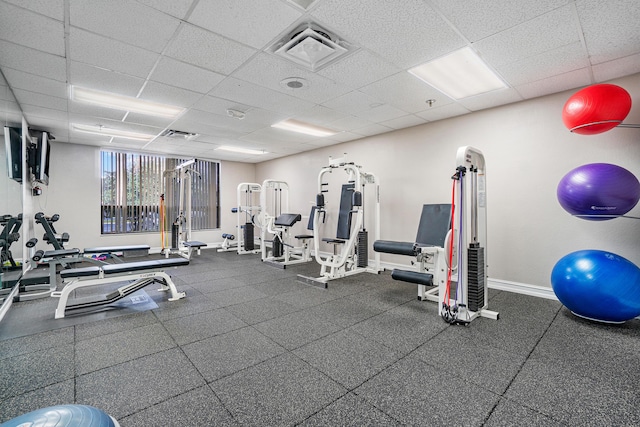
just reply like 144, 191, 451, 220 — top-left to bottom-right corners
373, 146, 497, 324
234, 182, 262, 254
298, 155, 382, 287
163, 159, 206, 259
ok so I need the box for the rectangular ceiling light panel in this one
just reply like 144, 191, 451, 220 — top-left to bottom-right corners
72, 123, 156, 141
272, 118, 337, 137
71, 86, 184, 118
409, 47, 507, 99
215, 146, 266, 155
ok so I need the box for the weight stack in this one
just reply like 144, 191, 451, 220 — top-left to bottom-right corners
357, 230, 368, 268
467, 244, 485, 312
171, 223, 179, 249
244, 222, 254, 251
272, 238, 283, 258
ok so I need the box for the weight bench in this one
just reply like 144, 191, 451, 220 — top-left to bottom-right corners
52, 257, 188, 319
83, 244, 150, 262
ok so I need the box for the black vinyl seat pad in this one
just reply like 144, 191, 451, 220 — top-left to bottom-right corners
83, 245, 150, 254
60, 258, 189, 279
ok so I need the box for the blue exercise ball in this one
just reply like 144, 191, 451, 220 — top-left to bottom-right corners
551, 250, 640, 323
556, 163, 640, 220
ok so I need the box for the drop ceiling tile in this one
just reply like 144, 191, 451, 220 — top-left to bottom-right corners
139, 81, 202, 108
495, 42, 589, 86
592, 54, 640, 82
353, 103, 407, 123
352, 123, 393, 137
318, 49, 401, 90
188, 0, 302, 49
239, 126, 316, 144
166, 120, 245, 140
13, 89, 67, 112
380, 115, 427, 130
473, 4, 580, 67
458, 88, 524, 112
0, 2, 65, 55
70, 116, 163, 135
327, 115, 371, 132
150, 57, 225, 94
165, 24, 257, 75
3, 0, 64, 21
233, 53, 352, 104
360, 72, 453, 113
430, 0, 569, 42
123, 112, 174, 129
415, 103, 471, 122
576, 0, 640, 64
69, 28, 160, 79
69, 0, 181, 53
514, 68, 592, 99
2, 68, 68, 99
310, 0, 466, 68
294, 105, 345, 125
70, 62, 146, 97
323, 131, 362, 143
179, 108, 264, 133
0, 41, 67, 82
322, 90, 381, 114
210, 78, 315, 116
132, 0, 194, 19
192, 95, 250, 116
21, 104, 68, 121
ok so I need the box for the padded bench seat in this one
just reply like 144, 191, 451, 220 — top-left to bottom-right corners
60, 258, 189, 279
83, 245, 150, 254
43, 248, 81, 258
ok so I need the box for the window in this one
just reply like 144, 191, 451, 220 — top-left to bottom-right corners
101, 151, 220, 234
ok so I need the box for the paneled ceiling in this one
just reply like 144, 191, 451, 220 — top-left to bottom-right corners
1, 0, 639, 163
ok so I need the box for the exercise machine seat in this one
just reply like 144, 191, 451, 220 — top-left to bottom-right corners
0, 404, 120, 427
60, 258, 190, 280
274, 213, 302, 227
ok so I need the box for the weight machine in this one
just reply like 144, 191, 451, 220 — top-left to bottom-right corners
298, 155, 382, 287
259, 179, 313, 268
233, 182, 262, 254
163, 159, 206, 259
374, 146, 498, 324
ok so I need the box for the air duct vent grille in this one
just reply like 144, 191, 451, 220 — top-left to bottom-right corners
160, 129, 198, 140
272, 23, 355, 71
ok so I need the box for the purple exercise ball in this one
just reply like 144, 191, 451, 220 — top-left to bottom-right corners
557, 163, 640, 220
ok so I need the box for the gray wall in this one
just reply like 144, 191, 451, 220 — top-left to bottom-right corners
256, 73, 640, 289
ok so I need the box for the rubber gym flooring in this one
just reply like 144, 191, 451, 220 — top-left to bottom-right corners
1, 249, 639, 426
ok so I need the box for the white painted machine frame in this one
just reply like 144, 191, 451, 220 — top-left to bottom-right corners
235, 182, 262, 254
259, 179, 313, 267
299, 156, 382, 286
163, 159, 206, 260
52, 269, 185, 319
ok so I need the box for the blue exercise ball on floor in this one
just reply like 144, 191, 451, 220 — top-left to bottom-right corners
551, 250, 640, 323
0, 405, 119, 427
556, 163, 640, 220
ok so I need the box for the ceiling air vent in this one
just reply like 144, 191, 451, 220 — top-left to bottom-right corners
160, 129, 198, 140
273, 24, 353, 71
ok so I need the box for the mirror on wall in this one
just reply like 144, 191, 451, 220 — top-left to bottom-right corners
0, 69, 24, 286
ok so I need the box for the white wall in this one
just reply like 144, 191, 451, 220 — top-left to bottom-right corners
256, 73, 640, 289
24, 143, 255, 253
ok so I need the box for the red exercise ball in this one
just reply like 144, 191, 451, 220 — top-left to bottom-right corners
562, 84, 632, 135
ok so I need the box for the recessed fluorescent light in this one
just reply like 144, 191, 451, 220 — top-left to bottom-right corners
72, 123, 156, 141
215, 146, 266, 155
271, 119, 337, 137
71, 86, 184, 118
409, 47, 507, 99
